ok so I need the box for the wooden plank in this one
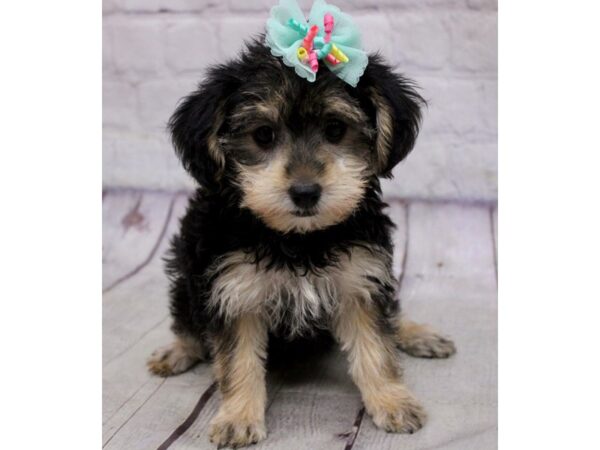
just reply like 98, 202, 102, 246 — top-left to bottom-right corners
103, 319, 171, 439
352, 202, 498, 450
104, 194, 208, 447
103, 194, 188, 367
104, 366, 215, 450
103, 191, 141, 270
103, 191, 175, 291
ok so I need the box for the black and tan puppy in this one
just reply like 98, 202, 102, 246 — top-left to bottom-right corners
147, 39, 456, 448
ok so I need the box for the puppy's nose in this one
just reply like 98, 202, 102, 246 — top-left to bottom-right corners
289, 183, 322, 209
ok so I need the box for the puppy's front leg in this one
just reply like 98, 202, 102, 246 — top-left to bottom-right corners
335, 299, 426, 433
209, 313, 268, 448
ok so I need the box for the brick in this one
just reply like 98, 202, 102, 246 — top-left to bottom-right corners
382, 137, 497, 201
354, 13, 393, 60
103, 26, 114, 75
417, 76, 497, 140
103, 0, 118, 14
165, 18, 220, 73
103, 131, 194, 190
446, 11, 497, 72
390, 12, 451, 71
103, 80, 138, 130
480, 78, 497, 134
216, 16, 266, 61
110, 19, 166, 76
137, 78, 199, 132
118, 0, 160, 11
467, 0, 497, 10
159, 0, 226, 12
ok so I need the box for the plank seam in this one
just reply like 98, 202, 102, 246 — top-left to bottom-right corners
103, 194, 176, 294
103, 379, 166, 448
343, 407, 366, 450
489, 206, 498, 284
103, 315, 169, 368
103, 376, 153, 426
156, 381, 218, 450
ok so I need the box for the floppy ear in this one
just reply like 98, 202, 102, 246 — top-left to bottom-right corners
168, 66, 240, 190
357, 55, 425, 177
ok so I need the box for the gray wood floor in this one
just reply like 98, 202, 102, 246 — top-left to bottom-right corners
103, 190, 498, 450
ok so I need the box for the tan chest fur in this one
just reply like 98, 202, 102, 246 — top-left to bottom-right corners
207, 245, 394, 335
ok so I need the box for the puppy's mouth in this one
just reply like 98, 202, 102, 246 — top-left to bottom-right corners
292, 209, 318, 217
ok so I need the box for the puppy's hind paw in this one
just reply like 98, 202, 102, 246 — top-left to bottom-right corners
209, 417, 267, 449
147, 339, 204, 377
397, 319, 456, 359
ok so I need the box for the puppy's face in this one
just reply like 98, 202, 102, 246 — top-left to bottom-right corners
222, 81, 374, 233
170, 41, 423, 234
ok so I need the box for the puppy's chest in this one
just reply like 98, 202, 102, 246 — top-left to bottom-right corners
208, 245, 393, 335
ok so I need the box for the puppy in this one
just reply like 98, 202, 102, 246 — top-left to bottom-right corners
147, 39, 456, 448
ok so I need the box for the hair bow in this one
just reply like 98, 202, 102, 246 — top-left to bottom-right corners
265, 0, 368, 87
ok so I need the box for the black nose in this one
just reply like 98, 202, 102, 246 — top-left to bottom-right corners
289, 183, 322, 209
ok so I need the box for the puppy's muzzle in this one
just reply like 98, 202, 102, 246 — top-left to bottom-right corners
289, 182, 322, 210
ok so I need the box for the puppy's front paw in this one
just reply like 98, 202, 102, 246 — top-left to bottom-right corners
208, 416, 267, 449
370, 395, 426, 434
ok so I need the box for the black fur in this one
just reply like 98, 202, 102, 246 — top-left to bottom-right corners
165, 38, 422, 352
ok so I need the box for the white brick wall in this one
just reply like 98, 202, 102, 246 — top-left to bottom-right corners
103, 0, 497, 201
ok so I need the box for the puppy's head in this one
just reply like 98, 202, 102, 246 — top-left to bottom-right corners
170, 40, 423, 233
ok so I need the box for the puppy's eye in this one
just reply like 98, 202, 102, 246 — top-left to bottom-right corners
252, 126, 275, 148
324, 120, 347, 144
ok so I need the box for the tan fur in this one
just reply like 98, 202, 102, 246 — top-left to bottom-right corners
207, 245, 393, 335
229, 101, 280, 126
396, 317, 456, 358
334, 298, 426, 433
146, 334, 207, 377
209, 314, 268, 448
238, 151, 368, 233
368, 87, 394, 173
322, 95, 369, 125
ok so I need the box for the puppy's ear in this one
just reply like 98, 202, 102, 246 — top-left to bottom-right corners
168, 66, 240, 190
357, 55, 425, 177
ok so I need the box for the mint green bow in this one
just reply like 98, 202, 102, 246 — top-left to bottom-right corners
265, 0, 368, 87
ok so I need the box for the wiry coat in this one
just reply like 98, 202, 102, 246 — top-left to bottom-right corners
148, 38, 456, 449
165, 40, 421, 350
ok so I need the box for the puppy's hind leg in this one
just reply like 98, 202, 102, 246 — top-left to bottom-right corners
147, 334, 208, 377
396, 317, 456, 359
